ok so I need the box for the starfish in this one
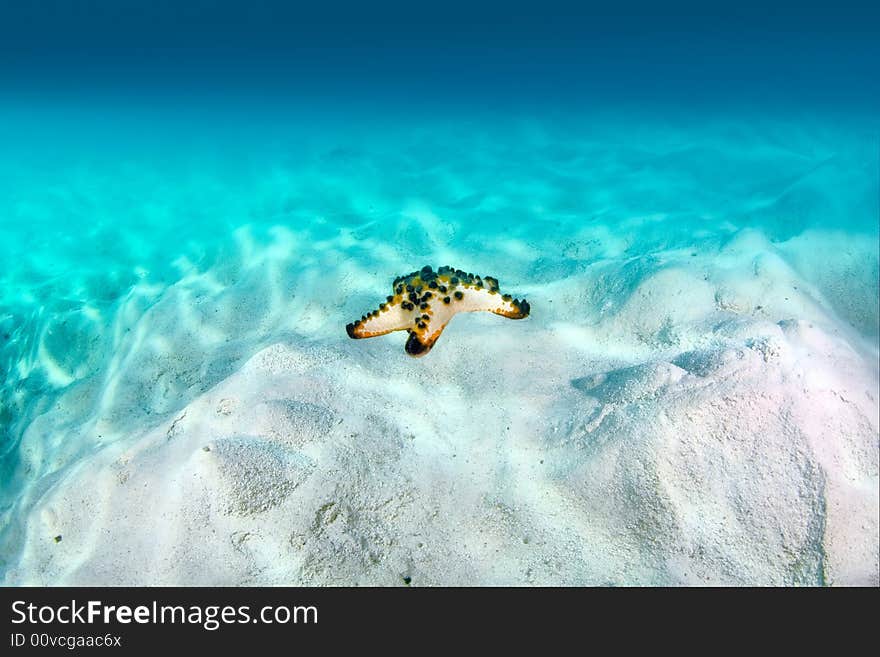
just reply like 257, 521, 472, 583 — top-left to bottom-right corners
346, 265, 530, 357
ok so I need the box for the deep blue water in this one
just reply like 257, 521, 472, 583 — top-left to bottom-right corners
2, 1, 879, 106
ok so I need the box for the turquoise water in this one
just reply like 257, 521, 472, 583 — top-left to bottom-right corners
1, 101, 878, 581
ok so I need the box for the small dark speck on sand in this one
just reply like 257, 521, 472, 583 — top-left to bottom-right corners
403, 576, 412, 585
2, 333, 9, 340
202, 446, 211, 452
54, 535, 62, 543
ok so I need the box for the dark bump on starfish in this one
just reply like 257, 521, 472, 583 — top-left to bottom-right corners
346, 323, 357, 338
428, 281, 438, 289
443, 296, 451, 304
406, 284, 414, 292
438, 285, 447, 293
379, 303, 387, 310
502, 294, 512, 301
420, 302, 428, 309
454, 290, 464, 300
450, 277, 459, 285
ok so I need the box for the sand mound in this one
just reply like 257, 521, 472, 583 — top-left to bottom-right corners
5, 304, 876, 585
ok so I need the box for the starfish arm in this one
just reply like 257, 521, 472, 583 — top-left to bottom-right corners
405, 327, 443, 356
402, 285, 530, 357
453, 286, 531, 319
346, 299, 410, 339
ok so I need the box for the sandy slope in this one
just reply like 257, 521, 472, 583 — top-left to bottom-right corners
4, 226, 877, 586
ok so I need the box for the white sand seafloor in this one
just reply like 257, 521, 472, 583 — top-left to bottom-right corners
1, 114, 878, 585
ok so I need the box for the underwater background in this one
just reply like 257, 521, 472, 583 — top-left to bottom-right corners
1, 1, 878, 584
